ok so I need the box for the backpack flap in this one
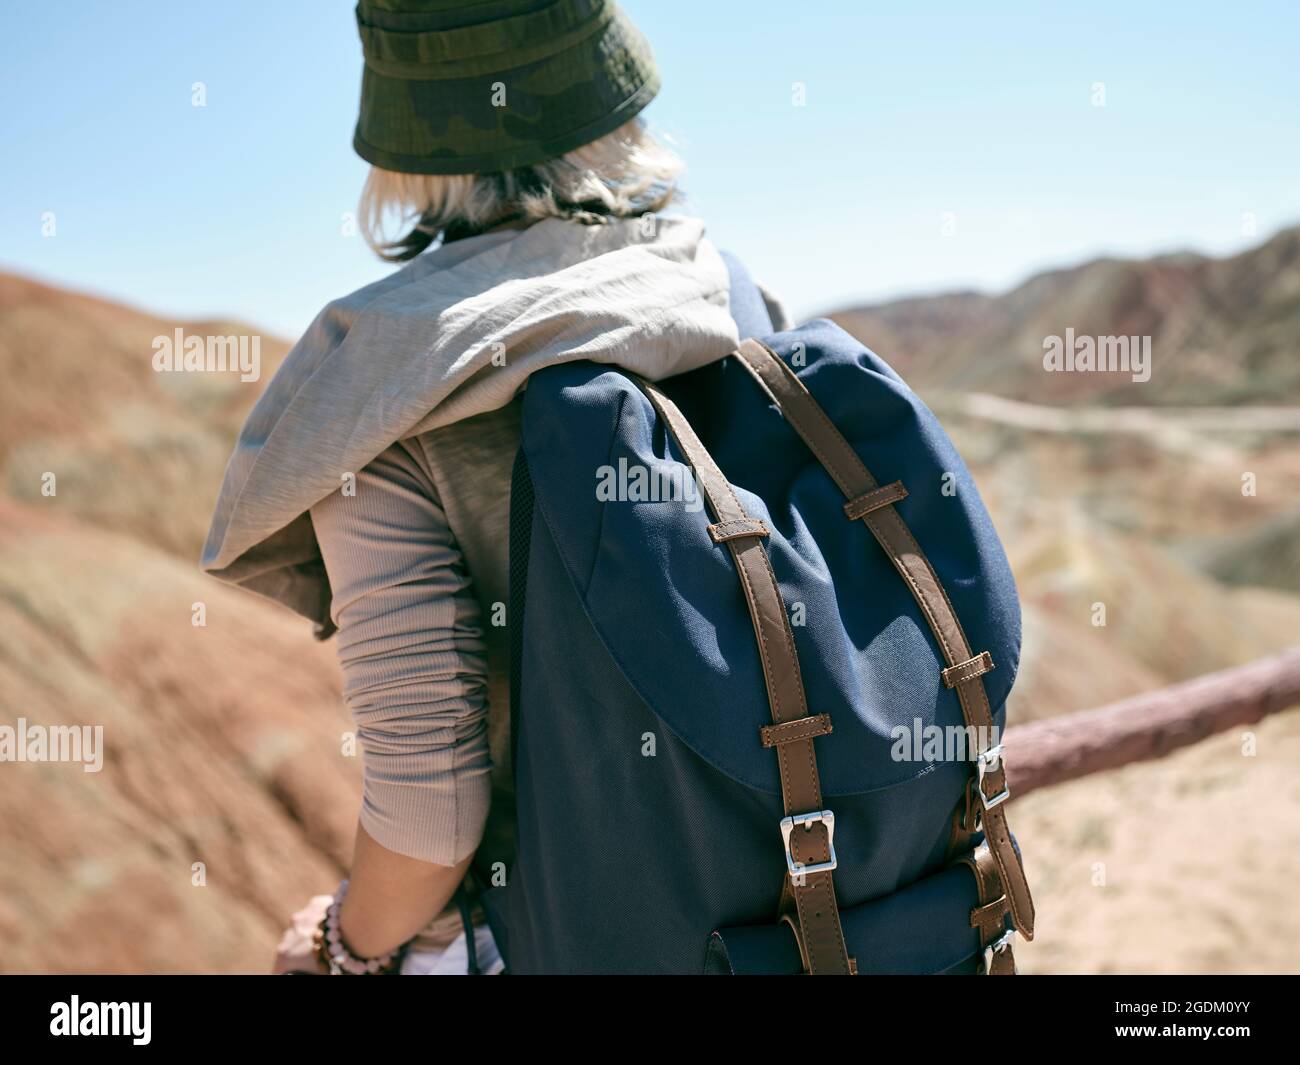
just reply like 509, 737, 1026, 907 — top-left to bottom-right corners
520, 321, 1020, 799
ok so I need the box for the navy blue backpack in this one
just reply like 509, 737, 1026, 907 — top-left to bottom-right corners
482, 258, 1035, 975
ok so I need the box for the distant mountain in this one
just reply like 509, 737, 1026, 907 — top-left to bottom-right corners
830, 226, 1300, 407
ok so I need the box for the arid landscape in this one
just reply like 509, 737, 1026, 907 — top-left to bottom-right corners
2, 227, 1298, 973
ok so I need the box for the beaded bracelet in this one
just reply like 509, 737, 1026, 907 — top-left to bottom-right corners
314, 879, 408, 975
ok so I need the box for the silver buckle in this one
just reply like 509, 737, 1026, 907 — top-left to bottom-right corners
980, 929, 1015, 975
976, 743, 1010, 811
780, 810, 838, 881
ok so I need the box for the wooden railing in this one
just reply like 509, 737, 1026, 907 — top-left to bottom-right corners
1003, 647, 1300, 800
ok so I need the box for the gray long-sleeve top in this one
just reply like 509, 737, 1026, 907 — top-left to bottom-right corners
309, 436, 499, 867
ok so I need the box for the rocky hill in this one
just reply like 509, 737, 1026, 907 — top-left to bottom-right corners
830, 226, 1300, 408
0, 275, 359, 972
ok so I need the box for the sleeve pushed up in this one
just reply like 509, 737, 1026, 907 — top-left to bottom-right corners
309, 440, 491, 866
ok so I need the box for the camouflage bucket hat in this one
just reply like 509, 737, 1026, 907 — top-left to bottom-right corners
353, 0, 661, 175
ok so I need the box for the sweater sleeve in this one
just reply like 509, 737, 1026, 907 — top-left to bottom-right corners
308, 439, 492, 866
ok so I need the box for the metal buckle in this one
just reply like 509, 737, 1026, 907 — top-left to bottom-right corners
780, 810, 838, 881
980, 929, 1016, 975
976, 743, 1010, 811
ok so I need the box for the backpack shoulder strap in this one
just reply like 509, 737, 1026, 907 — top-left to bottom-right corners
731, 338, 1036, 941
632, 373, 854, 976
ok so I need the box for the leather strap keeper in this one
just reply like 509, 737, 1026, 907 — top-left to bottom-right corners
707, 517, 770, 543
760, 713, 833, 748
941, 651, 995, 689
843, 480, 908, 520
971, 895, 1010, 925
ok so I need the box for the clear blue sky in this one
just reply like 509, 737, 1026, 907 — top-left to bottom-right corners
3, 1, 1299, 337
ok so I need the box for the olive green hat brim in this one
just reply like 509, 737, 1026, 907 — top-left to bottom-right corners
353, 1, 661, 175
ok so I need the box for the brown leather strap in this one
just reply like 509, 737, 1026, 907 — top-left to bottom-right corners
731, 339, 1036, 940
943, 777, 978, 862
944, 813, 967, 864
632, 375, 853, 975
986, 941, 1016, 975
958, 844, 1016, 974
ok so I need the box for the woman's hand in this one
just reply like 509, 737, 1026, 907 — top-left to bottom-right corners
269, 825, 472, 974
271, 893, 333, 975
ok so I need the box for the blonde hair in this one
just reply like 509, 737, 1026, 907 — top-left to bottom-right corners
359, 118, 683, 262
